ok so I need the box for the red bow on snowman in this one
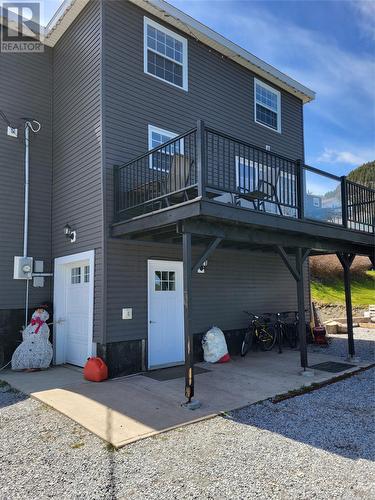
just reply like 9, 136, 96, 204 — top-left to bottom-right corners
30, 317, 44, 334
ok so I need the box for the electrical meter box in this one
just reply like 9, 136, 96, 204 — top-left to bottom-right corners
13, 256, 33, 279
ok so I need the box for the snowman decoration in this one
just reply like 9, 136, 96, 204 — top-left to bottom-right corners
11, 305, 53, 371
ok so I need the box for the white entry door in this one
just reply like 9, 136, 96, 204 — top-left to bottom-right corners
54, 251, 94, 367
148, 260, 184, 368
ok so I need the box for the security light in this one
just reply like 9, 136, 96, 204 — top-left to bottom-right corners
64, 223, 76, 242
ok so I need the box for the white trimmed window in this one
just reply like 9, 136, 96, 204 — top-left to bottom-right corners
148, 125, 183, 170
144, 17, 188, 91
254, 78, 281, 133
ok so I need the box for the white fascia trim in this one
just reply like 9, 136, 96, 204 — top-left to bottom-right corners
144, 16, 188, 91
254, 78, 281, 134
43, 0, 90, 47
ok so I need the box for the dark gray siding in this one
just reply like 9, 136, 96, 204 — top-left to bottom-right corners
103, 0, 307, 343
0, 46, 52, 310
106, 240, 309, 342
103, 0, 304, 168
52, 0, 104, 341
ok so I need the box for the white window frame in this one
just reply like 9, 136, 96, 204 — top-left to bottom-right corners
144, 17, 188, 91
235, 156, 258, 193
254, 78, 281, 133
148, 125, 183, 170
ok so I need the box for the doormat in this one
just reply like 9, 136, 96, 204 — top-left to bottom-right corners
310, 361, 356, 373
144, 365, 210, 381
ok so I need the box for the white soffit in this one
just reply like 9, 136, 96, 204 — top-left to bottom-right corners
43, 0, 90, 47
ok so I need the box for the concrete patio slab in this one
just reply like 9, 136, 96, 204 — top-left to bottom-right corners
0, 364, 84, 393
1, 350, 371, 448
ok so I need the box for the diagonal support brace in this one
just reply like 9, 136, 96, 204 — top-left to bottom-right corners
192, 237, 222, 273
336, 252, 355, 270
276, 246, 310, 281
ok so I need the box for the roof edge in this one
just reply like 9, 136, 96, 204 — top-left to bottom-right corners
43, 0, 315, 103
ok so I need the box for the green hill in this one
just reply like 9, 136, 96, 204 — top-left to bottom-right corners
310, 255, 374, 306
347, 160, 375, 188
310, 161, 374, 308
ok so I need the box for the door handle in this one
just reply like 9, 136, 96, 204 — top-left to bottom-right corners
149, 320, 156, 324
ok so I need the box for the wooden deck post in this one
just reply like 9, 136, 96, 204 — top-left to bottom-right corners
196, 120, 206, 199
340, 176, 348, 228
276, 246, 310, 370
295, 248, 308, 369
183, 232, 194, 402
336, 253, 356, 358
296, 159, 305, 220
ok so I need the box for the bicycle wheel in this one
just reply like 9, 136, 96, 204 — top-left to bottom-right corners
285, 327, 298, 348
258, 325, 277, 351
241, 329, 254, 356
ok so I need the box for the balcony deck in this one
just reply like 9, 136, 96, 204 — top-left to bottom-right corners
112, 122, 375, 257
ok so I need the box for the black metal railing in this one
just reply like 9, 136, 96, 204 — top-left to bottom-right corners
114, 128, 197, 219
346, 180, 375, 233
205, 127, 299, 218
113, 120, 375, 234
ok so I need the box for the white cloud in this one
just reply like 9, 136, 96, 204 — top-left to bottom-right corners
316, 148, 370, 166
350, 0, 375, 40
170, 0, 375, 172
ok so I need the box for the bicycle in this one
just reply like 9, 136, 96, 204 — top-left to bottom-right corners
275, 311, 299, 352
241, 312, 277, 356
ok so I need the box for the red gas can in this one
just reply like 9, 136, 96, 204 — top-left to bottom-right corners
83, 357, 108, 382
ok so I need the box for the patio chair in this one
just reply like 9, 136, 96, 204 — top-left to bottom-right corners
162, 153, 195, 206
233, 179, 283, 216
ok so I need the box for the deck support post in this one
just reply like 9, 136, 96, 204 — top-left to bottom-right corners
336, 252, 356, 358
296, 248, 309, 370
183, 232, 194, 402
276, 246, 310, 369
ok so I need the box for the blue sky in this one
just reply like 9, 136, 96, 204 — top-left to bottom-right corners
43, 0, 374, 176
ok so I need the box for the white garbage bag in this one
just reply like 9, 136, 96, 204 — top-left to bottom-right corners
202, 326, 230, 363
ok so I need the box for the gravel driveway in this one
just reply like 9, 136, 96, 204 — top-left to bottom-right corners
1, 334, 374, 500
309, 327, 375, 362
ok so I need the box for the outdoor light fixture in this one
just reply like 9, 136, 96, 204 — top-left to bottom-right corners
64, 223, 76, 243
197, 260, 208, 274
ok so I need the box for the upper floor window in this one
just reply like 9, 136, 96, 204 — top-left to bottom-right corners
148, 125, 183, 170
144, 17, 188, 91
254, 78, 281, 133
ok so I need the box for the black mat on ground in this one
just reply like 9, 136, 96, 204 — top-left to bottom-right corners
143, 365, 210, 381
310, 361, 356, 373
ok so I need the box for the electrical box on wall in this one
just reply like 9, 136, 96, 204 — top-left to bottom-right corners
7, 126, 18, 138
13, 256, 33, 279
122, 308, 133, 320
33, 260, 44, 288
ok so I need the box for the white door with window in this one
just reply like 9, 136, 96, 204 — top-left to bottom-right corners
54, 251, 94, 367
148, 260, 184, 368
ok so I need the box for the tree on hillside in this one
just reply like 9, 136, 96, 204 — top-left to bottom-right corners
347, 161, 375, 188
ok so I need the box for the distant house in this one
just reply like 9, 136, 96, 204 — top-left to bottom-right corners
0, 0, 373, 389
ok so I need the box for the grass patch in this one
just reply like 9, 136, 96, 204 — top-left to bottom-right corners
105, 442, 118, 452
71, 442, 85, 449
311, 271, 375, 306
